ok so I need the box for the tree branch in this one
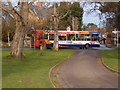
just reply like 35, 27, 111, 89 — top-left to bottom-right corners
28, 0, 37, 7
2, 6, 23, 25
7, 0, 14, 10
1, 6, 14, 15
13, 8, 23, 19
6, 0, 22, 19
59, 11, 69, 19
17, 0, 21, 5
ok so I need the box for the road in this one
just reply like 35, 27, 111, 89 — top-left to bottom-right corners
58, 49, 118, 88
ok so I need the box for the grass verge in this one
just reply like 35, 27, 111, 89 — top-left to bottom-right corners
101, 49, 119, 72
2, 49, 75, 88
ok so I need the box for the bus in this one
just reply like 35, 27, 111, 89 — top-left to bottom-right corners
31, 30, 100, 49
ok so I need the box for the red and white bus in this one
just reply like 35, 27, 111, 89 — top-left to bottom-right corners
31, 30, 100, 49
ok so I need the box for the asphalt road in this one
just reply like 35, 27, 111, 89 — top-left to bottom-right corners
58, 49, 118, 88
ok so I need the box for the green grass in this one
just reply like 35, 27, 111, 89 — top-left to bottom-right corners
102, 49, 119, 71
2, 49, 75, 88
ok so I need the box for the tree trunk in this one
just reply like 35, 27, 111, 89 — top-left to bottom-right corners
10, 21, 26, 58
7, 32, 10, 46
24, 34, 28, 46
52, 21, 59, 51
30, 37, 32, 48
40, 33, 44, 50
10, 2, 28, 58
52, 2, 59, 51
53, 30, 59, 51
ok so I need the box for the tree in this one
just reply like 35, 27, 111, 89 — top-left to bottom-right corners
58, 2, 83, 31
83, 2, 120, 45
58, 2, 71, 30
83, 2, 120, 30
82, 25, 88, 31
102, 2, 120, 31
52, 3, 69, 51
70, 2, 83, 30
2, 10, 16, 44
2, 17, 15, 43
87, 23, 97, 28
2, 0, 35, 58
51, 2, 83, 51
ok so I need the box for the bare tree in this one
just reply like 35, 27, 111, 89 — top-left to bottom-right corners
2, 0, 36, 58
52, 3, 69, 51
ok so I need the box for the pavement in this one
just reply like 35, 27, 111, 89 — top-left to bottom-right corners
92, 44, 116, 50
58, 48, 118, 88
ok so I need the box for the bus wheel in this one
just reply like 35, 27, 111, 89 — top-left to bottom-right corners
85, 44, 90, 49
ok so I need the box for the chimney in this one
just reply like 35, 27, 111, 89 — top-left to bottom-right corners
37, 0, 43, 8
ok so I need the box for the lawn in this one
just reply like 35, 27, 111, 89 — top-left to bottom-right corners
101, 49, 119, 71
2, 49, 75, 88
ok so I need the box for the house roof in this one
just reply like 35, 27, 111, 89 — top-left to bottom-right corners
30, 5, 54, 19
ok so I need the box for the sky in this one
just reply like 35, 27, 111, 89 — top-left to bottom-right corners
81, 3, 102, 27
83, 12, 100, 26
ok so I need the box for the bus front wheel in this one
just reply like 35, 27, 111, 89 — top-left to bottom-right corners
85, 44, 90, 49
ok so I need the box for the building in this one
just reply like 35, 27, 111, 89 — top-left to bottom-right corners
30, 2, 53, 20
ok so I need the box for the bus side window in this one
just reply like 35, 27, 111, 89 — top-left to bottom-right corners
39, 34, 42, 39
49, 34, 54, 40
31, 35, 34, 43
44, 34, 48, 39
67, 34, 75, 40
85, 35, 91, 41
59, 36, 66, 41
76, 34, 84, 41
91, 35, 99, 41
91, 37, 94, 41
76, 34, 79, 41
86, 38, 91, 41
